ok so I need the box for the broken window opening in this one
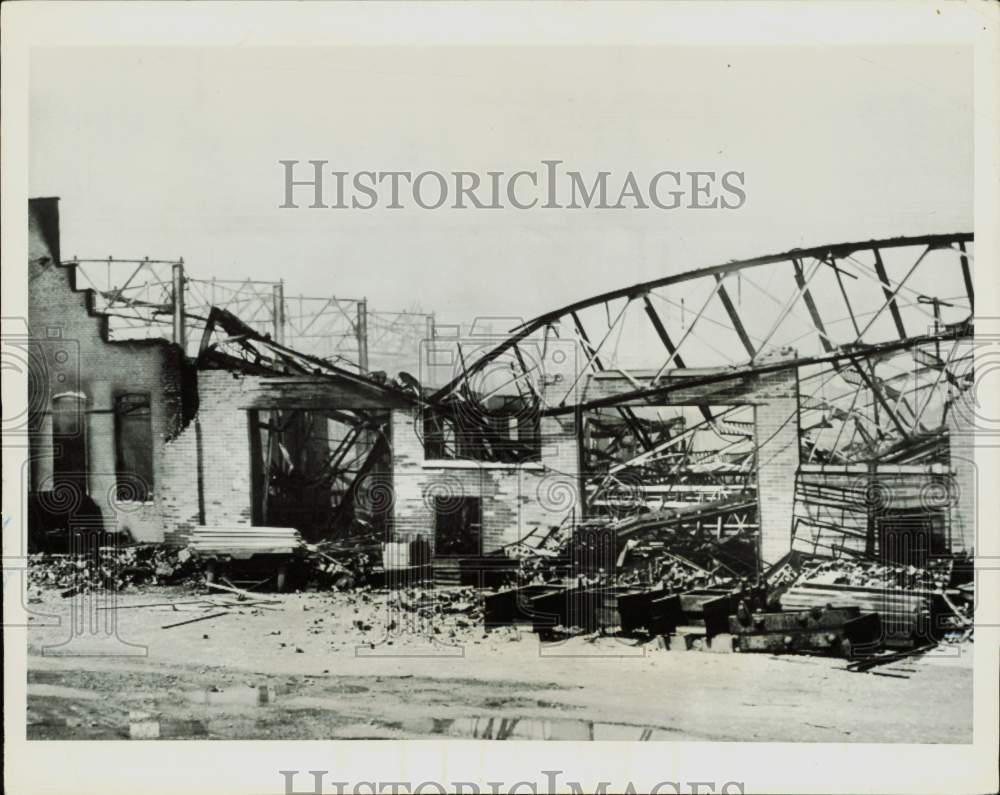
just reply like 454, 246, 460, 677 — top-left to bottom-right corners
249, 408, 392, 543
434, 496, 482, 557
422, 398, 542, 464
878, 508, 949, 568
114, 392, 153, 501
52, 392, 88, 497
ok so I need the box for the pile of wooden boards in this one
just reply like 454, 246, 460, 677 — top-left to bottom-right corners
188, 526, 303, 559
778, 581, 937, 649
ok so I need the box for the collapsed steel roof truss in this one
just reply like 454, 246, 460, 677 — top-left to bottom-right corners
434, 233, 974, 468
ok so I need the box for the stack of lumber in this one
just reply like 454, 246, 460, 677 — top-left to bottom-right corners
779, 581, 934, 648
188, 526, 303, 559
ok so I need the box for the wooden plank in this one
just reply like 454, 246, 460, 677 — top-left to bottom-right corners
161, 611, 231, 630
97, 600, 215, 611
846, 643, 936, 672
204, 581, 283, 602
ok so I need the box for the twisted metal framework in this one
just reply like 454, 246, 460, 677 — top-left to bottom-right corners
431, 234, 975, 545
68, 257, 433, 374
194, 307, 415, 541
434, 234, 973, 446
67, 236, 975, 555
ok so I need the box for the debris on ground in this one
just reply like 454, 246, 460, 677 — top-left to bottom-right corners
302, 539, 379, 589
791, 558, 952, 591
27, 545, 201, 595
25, 529, 974, 665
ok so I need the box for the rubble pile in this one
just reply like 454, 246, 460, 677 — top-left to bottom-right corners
25, 528, 974, 664
392, 585, 484, 623
794, 558, 951, 591
28, 545, 201, 596
511, 513, 759, 591
507, 522, 574, 584
619, 526, 757, 578
303, 541, 379, 589
336, 586, 490, 644
776, 554, 975, 652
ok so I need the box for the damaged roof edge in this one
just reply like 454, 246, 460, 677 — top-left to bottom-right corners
196, 306, 426, 405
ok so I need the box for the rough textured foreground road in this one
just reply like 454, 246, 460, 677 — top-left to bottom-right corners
23, 586, 973, 742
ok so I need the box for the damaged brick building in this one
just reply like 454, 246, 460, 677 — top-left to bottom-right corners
26, 198, 583, 558
27, 197, 976, 575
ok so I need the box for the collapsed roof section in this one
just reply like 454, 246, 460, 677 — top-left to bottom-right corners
195, 306, 420, 542
196, 305, 423, 403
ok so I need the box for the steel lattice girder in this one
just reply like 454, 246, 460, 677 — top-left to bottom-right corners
432, 233, 974, 465
70, 257, 433, 373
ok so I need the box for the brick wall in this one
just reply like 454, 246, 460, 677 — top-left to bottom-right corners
28, 198, 186, 543
195, 370, 256, 527
159, 415, 203, 546
946, 382, 977, 552
752, 372, 801, 565
390, 409, 580, 554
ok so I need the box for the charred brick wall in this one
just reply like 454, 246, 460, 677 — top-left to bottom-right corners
159, 414, 203, 546
27, 198, 187, 543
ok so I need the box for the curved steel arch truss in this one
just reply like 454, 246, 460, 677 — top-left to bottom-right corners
428, 233, 975, 564
433, 233, 974, 465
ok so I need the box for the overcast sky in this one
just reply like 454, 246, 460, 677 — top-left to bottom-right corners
29, 45, 972, 326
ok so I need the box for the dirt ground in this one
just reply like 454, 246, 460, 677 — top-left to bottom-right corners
24, 584, 973, 742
